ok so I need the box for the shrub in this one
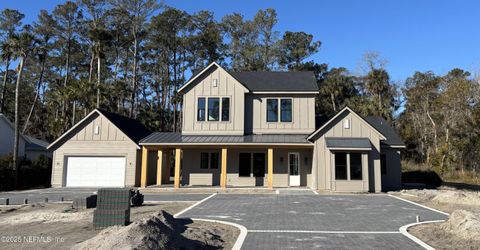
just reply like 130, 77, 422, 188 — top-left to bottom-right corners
0, 154, 51, 191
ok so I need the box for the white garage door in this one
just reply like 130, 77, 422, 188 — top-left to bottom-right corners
66, 157, 126, 187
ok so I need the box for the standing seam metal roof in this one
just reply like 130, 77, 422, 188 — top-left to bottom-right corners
140, 133, 311, 144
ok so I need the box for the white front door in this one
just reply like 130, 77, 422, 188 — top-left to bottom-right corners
65, 156, 126, 187
288, 153, 300, 186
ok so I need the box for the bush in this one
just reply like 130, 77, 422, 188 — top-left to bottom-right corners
402, 170, 443, 188
0, 154, 51, 191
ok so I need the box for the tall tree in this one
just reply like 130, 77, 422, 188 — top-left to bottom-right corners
0, 9, 24, 113
10, 25, 36, 188
23, 10, 55, 133
110, 0, 161, 118
279, 31, 320, 69
52, 1, 83, 123
253, 8, 278, 70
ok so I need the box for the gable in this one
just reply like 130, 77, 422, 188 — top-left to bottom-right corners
178, 62, 249, 94
308, 107, 386, 141
48, 110, 150, 151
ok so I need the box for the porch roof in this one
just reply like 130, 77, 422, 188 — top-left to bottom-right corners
139, 133, 312, 146
325, 137, 372, 150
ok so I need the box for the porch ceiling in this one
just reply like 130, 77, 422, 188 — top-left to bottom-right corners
139, 132, 313, 146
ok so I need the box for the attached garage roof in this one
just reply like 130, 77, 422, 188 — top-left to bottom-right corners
140, 133, 312, 145
364, 116, 405, 147
325, 138, 371, 150
48, 109, 151, 150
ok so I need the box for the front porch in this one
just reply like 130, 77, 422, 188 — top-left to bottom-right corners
139, 136, 314, 189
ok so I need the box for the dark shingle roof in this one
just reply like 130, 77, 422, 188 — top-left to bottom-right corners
229, 71, 319, 92
140, 133, 311, 145
325, 138, 371, 149
25, 135, 49, 150
364, 116, 405, 147
97, 109, 151, 144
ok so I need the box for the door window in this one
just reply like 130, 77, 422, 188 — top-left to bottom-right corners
289, 153, 299, 175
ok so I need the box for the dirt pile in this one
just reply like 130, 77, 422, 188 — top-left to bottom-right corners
440, 210, 480, 241
395, 188, 480, 207
0, 204, 91, 225
73, 210, 225, 250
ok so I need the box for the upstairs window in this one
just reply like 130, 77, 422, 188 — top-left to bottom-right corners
267, 99, 278, 122
221, 98, 230, 121
197, 98, 206, 121
208, 98, 220, 121
281, 99, 292, 122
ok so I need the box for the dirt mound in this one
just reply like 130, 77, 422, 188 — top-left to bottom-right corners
395, 189, 480, 206
73, 210, 225, 250
440, 210, 480, 241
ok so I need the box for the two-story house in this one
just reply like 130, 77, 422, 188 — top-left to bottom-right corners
48, 62, 404, 192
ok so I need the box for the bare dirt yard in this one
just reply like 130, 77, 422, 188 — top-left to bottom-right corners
0, 202, 239, 250
390, 187, 480, 250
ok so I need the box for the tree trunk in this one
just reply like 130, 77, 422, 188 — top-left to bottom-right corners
129, 36, 138, 118
96, 55, 101, 108
88, 52, 94, 84
330, 93, 336, 112
13, 57, 25, 189
62, 40, 71, 119
0, 59, 10, 113
23, 58, 47, 133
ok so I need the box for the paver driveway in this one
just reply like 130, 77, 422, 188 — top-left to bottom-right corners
178, 193, 448, 249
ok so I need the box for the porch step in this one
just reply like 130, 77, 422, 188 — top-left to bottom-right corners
276, 189, 316, 195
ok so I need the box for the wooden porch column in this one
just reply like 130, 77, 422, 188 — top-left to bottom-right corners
156, 149, 163, 186
164, 150, 171, 184
267, 148, 273, 189
220, 148, 228, 188
140, 146, 148, 188
174, 148, 181, 189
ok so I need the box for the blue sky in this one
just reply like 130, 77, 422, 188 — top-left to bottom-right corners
1, 0, 479, 83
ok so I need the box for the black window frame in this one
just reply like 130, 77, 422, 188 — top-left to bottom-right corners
221, 97, 230, 122
207, 97, 220, 121
335, 152, 348, 180
266, 99, 278, 122
197, 97, 206, 121
350, 153, 363, 180
280, 98, 292, 122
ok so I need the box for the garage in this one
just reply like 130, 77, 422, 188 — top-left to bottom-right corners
65, 156, 126, 187
48, 108, 152, 187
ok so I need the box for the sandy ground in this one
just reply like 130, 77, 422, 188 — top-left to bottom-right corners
0, 202, 238, 250
390, 187, 480, 249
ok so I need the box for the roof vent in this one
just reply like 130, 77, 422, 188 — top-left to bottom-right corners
343, 119, 350, 129
212, 79, 218, 87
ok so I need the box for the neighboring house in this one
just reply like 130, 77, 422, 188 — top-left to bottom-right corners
0, 113, 51, 160
137, 62, 405, 192
47, 109, 151, 187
